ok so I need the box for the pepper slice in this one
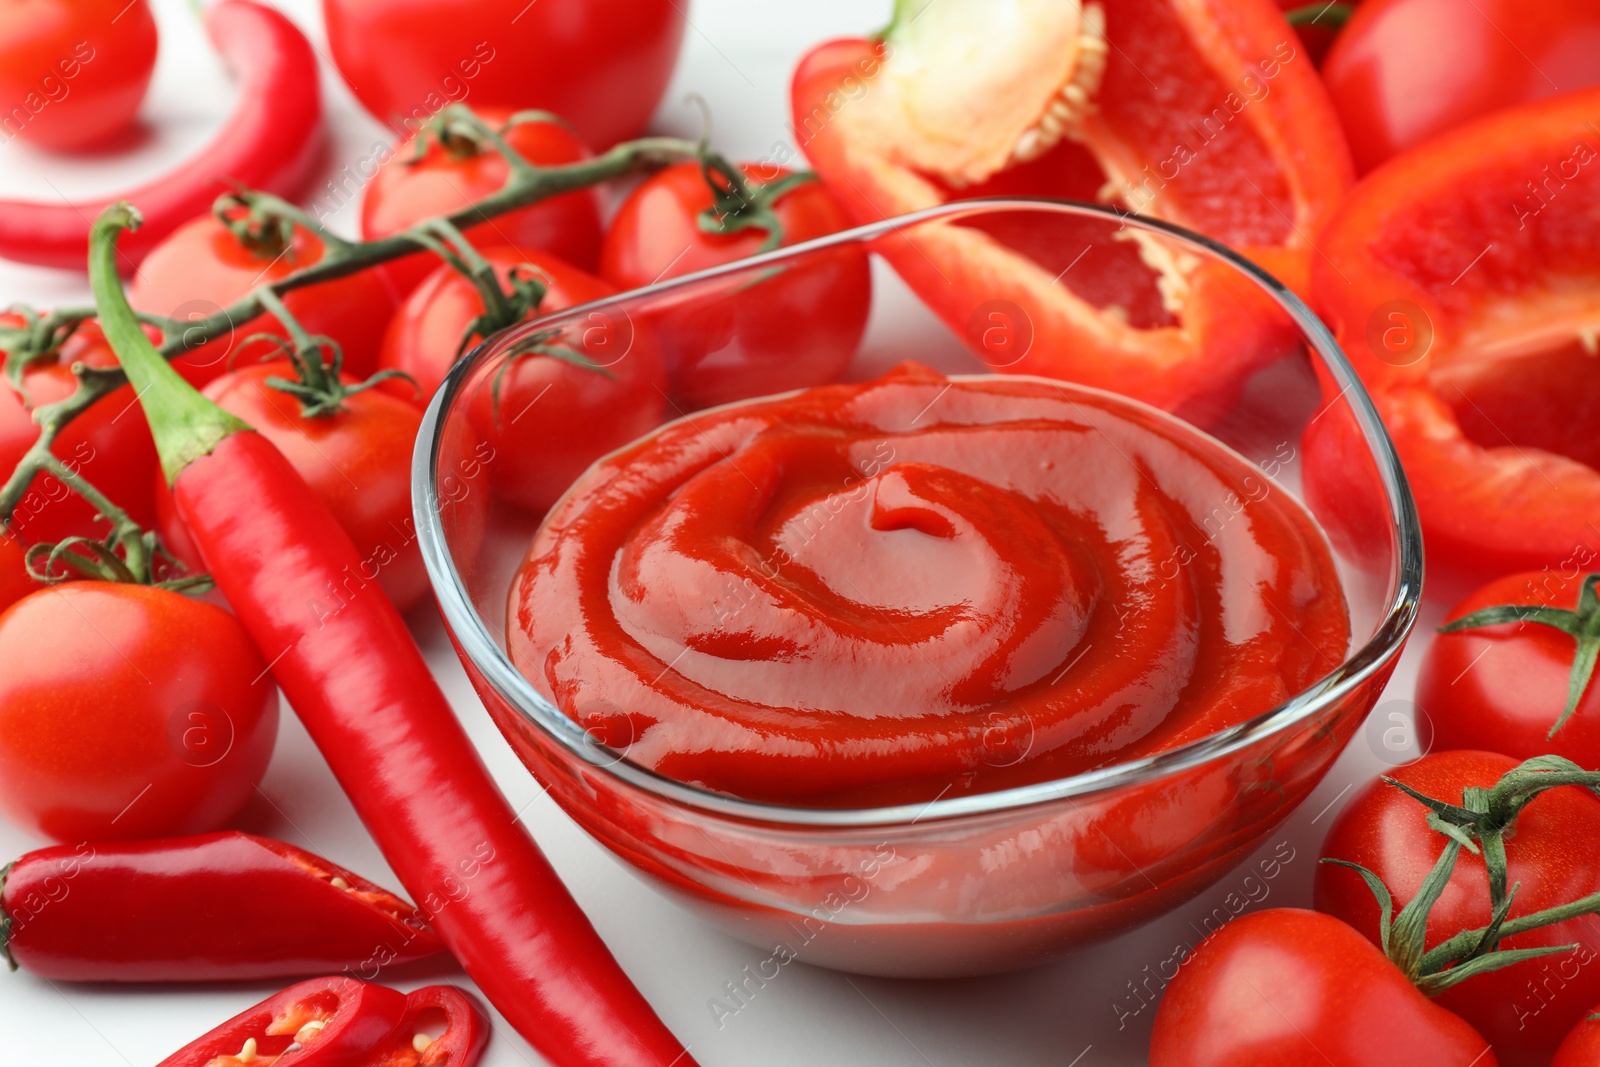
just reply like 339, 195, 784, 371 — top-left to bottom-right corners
367, 986, 489, 1067
0, 832, 443, 982
155, 976, 408, 1067
790, 0, 1352, 413
1308, 85, 1600, 586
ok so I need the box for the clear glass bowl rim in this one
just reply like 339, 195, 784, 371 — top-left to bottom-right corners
413, 195, 1425, 830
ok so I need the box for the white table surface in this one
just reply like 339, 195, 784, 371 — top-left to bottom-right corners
0, 2, 1446, 1062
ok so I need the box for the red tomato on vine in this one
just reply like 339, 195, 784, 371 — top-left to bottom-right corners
1417, 570, 1600, 767
1150, 908, 1498, 1066
0, 316, 159, 546
151, 359, 463, 613
361, 109, 604, 299
600, 160, 871, 409
379, 246, 667, 515
129, 210, 395, 385
1316, 751, 1600, 1066
0, 582, 279, 843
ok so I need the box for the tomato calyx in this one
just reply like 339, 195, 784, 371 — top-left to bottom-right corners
1283, 2, 1355, 29
0, 305, 82, 386
214, 191, 297, 262
486, 323, 611, 429
245, 290, 417, 419
1324, 756, 1600, 995
410, 106, 575, 168
694, 152, 817, 254
1440, 574, 1600, 739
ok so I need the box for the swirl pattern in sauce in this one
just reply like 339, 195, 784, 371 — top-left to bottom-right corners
508, 364, 1349, 807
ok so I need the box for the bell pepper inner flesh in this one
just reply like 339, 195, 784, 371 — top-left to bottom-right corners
793, 0, 1351, 412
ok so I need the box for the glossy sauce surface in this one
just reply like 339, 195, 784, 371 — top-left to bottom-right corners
508, 365, 1349, 806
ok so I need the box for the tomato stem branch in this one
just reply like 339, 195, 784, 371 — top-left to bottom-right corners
0, 105, 702, 526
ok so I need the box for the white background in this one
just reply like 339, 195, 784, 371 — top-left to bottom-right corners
0, 2, 1445, 1063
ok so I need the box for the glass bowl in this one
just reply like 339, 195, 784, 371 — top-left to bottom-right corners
413, 199, 1423, 978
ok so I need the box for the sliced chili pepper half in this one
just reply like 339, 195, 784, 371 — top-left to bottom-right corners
0, 832, 443, 982
156, 976, 408, 1067
790, 0, 1352, 415
1309, 84, 1600, 586
368, 985, 489, 1067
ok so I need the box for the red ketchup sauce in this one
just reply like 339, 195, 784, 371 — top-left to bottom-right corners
508, 364, 1349, 807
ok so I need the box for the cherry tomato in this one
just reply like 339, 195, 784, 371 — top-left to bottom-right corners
1555, 1006, 1600, 1066
150, 361, 462, 613
0, 0, 158, 151
322, 0, 685, 151
0, 316, 159, 546
1322, 0, 1600, 173
0, 582, 279, 843
128, 213, 396, 386
1417, 570, 1600, 767
361, 110, 604, 301
599, 162, 871, 409
1316, 750, 1600, 1066
1149, 908, 1498, 1065
379, 246, 667, 514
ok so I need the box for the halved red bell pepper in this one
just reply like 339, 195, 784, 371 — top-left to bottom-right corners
1, 832, 443, 982
156, 976, 407, 1067
1309, 85, 1600, 588
367, 986, 488, 1067
790, 0, 1353, 413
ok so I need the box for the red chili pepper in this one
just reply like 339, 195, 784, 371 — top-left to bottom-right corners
88, 206, 696, 1067
1307, 85, 1600, 588
0, 0, 322, 272
156, 976, 408, 1067
368, 986, 489, 1067
0, 832, 444, 982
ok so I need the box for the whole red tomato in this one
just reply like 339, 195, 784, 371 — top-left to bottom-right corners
1149, 908, 1497, 1065
1316, 751, 1600, 1066
129, 213, 395, 385
1323, 0, 1600, 172
1555, 1006, 1600, 1066
379, 247, 667, 514
151, 361, 458, 613
599, 162, 871, 409
361, 110, 604, 301
322, 0, 685, 151
1417, 570, 1600, 767
0, 0, 158, 151
0, 317, 159, 545
0, 582, 279, 842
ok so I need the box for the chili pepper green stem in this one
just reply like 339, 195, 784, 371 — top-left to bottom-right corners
89, 204, 251, 486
